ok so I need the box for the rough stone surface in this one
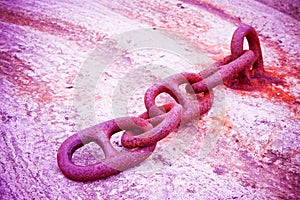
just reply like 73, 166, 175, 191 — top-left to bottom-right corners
1, 0, 299, 199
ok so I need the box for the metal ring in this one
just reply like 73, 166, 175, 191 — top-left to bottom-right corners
144, 72, 213, 123
190, 50, 256, 93
57, 117, 156, 181
121, 103, 182, 148
230, 24, 264, 72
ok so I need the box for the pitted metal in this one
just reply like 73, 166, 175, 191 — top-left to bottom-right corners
57, 25, 282, 181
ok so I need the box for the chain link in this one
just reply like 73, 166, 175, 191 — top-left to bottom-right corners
57, 25, 282, 181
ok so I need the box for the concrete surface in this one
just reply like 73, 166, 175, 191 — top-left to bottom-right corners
0, 0, 299, 199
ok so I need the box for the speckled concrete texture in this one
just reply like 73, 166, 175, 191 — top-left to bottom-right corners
256, 0, 300, 21
0, 0, 299, 199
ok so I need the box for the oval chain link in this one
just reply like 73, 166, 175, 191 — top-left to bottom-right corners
57, 25, 282, 181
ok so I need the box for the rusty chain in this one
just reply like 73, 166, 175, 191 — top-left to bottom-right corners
57, 24, 281, 181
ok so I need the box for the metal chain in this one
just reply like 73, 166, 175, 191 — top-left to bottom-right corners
57, 24, 281, 181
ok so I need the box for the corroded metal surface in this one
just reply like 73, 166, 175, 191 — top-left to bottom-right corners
57, 117, 156, 181
1, 0, 299, 199
58, 24, 278, 181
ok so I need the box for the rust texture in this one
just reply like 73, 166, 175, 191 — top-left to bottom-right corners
57, 117, 156, 181
121, 104, 182, 148
57, 25, 283, 181
1, 0, 299, 199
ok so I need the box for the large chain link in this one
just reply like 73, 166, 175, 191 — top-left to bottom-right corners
57, 25, 281, 181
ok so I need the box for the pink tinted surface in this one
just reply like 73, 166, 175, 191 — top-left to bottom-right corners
0, 0, 299, 199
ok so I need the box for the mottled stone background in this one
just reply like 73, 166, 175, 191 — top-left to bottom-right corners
0, 0, 299, 199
